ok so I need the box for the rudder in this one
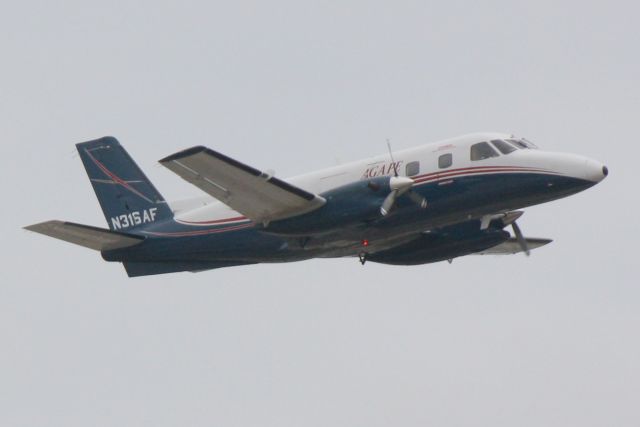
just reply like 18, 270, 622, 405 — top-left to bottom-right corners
76, 137, 172, 231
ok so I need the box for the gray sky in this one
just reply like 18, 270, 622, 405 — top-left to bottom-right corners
1, 1, 638, 426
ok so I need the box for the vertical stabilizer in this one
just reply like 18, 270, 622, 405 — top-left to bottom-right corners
76, 137, 172, 231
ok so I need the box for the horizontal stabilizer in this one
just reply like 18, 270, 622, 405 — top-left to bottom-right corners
24, 220, 144, 251
475, 237, 552, 255
159, 146, 326, 223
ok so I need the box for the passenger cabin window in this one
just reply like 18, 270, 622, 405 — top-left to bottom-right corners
470, 142, 499, 161
491, 139, 517, 155
438, 153, 453, 169
405, 161, 420, 176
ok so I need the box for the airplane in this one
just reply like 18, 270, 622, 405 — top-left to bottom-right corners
24, 133, 608, 277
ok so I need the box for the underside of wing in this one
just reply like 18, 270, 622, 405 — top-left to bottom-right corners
24, 220, 145, 251
475, 237, 552, 255
159, 146, 325, 223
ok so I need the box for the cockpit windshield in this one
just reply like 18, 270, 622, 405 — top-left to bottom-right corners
491, 139, 517, 155
470, 142, 500, 161
506, 138, 538, 150
470, 138, 538, 161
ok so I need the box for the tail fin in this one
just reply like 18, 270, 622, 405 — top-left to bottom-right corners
76, 137, 173, 231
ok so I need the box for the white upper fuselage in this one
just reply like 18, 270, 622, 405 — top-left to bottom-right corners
173, 132, 607, 224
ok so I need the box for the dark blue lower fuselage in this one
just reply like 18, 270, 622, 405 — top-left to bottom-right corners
102, 172, 594, 275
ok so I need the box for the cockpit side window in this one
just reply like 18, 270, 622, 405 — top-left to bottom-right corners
491, 139, 517, 155
470, 142, 499, 161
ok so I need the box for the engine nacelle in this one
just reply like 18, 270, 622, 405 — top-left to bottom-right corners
367, 228, 509, 265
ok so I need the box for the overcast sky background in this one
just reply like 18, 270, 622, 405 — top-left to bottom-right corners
1, 1, 638, 426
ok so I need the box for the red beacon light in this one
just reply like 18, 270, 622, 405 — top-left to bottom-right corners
361, 239, 370, 247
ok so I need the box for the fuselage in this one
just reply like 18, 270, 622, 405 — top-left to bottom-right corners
106, 132, 607, 267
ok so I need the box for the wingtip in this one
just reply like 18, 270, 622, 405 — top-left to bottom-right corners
532, 238, 554, 245
23, 220, 62, 231
23, 221, 66, 236
159, 146, 208, 163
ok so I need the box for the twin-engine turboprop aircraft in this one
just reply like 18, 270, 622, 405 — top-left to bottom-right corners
24, 133, 608, 277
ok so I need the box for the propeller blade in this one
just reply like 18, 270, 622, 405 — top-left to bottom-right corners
386, 139, 398, 177
408, 191, 428, 209
380, 190, 398, 216
511, 221, 530, 256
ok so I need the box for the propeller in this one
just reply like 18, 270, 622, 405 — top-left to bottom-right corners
380, 176, 414, 216
379, 140, 428, 216
386, 139, 399, 178
511, 221, 530, 256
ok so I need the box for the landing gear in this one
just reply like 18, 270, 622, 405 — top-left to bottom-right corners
358, 252, 368, 265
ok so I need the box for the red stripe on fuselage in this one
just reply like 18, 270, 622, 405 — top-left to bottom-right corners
413, 167, 560, 184
411, 165, 554, 182
160, 168, 561, 236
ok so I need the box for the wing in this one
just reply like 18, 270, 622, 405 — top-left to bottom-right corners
159, 146, 326, 223
24, 220, 144, 251
475, 237, 552, 255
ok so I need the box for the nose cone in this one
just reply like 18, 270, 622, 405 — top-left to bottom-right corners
583, 159, 609, 183
544, 152, 608, 185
